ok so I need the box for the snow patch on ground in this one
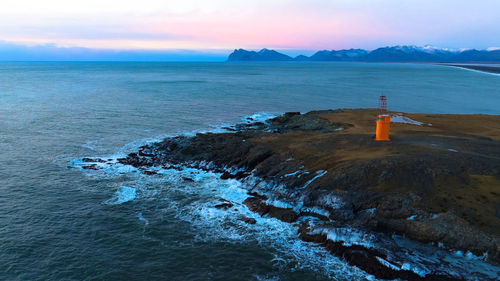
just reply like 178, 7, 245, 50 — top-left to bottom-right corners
284, 170, 302, 177
299, 170, 327, 189
391, 114, 424, 126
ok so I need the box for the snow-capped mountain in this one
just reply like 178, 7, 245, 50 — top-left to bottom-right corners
227, 45, 500, 62
227, 48, 293, 61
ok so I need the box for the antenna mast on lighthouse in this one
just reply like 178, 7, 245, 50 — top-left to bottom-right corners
378, 95, 387, 114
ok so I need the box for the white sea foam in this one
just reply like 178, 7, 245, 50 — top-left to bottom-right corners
82, 140, 104, 151
311, 227, 376, 249
214, 179, 251, 204
454, 250, 487, 261
137, 212, 149, 225
317, 193, 345, 209
241, 112, 277, 124
299, 206, 330, 217
105, 163, 140, 174
105, 186, 137, 205
266, 199, 294, 209
363, 208, 376, 216
253, 274, 280, 281
137, 112, 278, 139
69, 156, 141, 177
400, 263, 429, 277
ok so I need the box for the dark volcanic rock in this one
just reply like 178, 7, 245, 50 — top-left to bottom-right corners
214, 203, 234, 210
268, 111, 343, 133
284, 111, 301, 117
82, 164, 99, 170
267, 206, 298, 223
220, 171, 250, 180
247, 192, 268, 200
297, 226, 462, 281
238, 216, 257, 224
298, 211, 329, 221
242, 197, 298, 222
82, 157, 105, 163
378, 211, 499, 259
243, 197, 270, 216
219, 171, 232, 179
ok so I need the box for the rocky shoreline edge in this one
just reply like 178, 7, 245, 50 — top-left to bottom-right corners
443, 64, 500, 75
77, 109, 500, 280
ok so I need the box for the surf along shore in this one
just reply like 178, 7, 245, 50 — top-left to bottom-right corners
79, 109, 500, 280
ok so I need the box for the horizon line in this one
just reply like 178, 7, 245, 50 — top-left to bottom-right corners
1, 41, 499, 62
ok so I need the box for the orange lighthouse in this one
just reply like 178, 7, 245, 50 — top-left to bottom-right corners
375, 95, 391, 141
376, 115, 391, 141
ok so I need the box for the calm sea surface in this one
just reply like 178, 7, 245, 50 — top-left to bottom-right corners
0, 62, 499, 281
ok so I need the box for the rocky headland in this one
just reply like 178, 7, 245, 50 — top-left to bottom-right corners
80, 109, 500, 280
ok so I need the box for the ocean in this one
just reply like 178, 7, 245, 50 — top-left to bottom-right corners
0, 62, 499, 280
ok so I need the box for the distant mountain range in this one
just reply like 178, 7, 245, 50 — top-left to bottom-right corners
227, 46, 500, 63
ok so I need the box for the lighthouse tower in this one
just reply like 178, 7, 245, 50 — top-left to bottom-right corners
375, 95, 391, 141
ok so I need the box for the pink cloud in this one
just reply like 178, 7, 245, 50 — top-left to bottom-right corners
0, 0, 499, 50
148, 11, 394, 50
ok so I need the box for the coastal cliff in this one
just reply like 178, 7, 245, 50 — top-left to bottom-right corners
79, 109, 500, 280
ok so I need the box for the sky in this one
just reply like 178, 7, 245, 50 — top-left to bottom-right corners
0, 0, 499, 60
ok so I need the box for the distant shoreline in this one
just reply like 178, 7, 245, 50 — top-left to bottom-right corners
441, 63, 500, 74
